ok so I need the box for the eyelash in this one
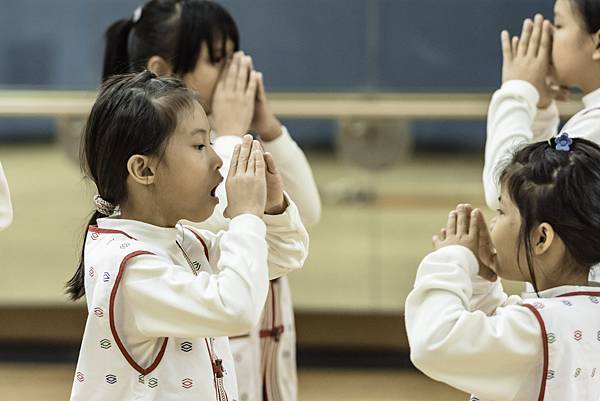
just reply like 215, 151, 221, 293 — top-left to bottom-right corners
496, 208, 504, 215
195, 142, 214, 150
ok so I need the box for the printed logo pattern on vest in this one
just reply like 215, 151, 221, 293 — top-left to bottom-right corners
192, 261, 201, 274
590, 296, 600, 304
574, 330, 583, 341
181, 378, 193, 389
532, 302, 545, 309
562, 300, 573, 306
76, 372, 85, 382
148, 377, 158, 388
575, 368, 582, 378
103, 272, 110, 282
89, 267, 95, 278
106, 374, 117, 384
547, 370, 555, 380
94, 307, 104, 317
547, 333, 557, 344
100, 339, 112, 349
120, 242, 130, 249
593, 368, 597, 378
180, 341, 193, 352
138, 374, 145, 384
469, 397, 480, 401
91, 232, 99, 240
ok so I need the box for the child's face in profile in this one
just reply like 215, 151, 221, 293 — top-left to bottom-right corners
490, 188, 532, 283
153, 103, 223, 224
183, 39, 235, 114
552, 0, 599, 89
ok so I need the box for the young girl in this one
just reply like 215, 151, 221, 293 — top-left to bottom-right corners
102, 2, 321, 401
484, 1, 600, 210
68, 71, 309, 401
0, 161, 12, 230
407, 136, 600, 401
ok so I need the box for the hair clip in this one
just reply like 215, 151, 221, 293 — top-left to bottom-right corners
554, 132, 572, 152
132, 6, 142, 24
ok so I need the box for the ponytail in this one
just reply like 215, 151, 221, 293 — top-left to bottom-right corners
66, 210, 102, 300
102, 18, 134, 82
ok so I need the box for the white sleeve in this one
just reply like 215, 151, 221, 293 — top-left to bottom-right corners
484, 80, 544, 209
123, 214, 270, 338
261, 126, 321, 227
531, 101, 560, 139
405, 245, 541, 401
262, 192, 309, 280
0, 162, 13, 231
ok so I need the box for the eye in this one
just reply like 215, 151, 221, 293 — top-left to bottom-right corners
496, 208, 504, 216
194, 144, 206, 151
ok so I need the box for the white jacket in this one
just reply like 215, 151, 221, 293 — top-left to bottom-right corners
70, 204, 308, 401
406, 245, 600, 401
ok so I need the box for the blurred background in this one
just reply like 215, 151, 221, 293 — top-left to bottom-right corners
0, 0, 565, 400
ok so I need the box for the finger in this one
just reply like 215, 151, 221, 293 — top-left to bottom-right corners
228, 144, 241, 178
501, 30, 512, 62
527, 14, 544, 57
247, 144, 257, 174
236, 55, 251, 92
512, 36, 519, 54
254, 149, 265, 177
256, 72, 267, 101
539, 20, 553, 63
226, 51, 243, 92
518, 18, 533, 56
447, 210, 457, 235
246, 70, 259, 100
237, 134, 253, 173
469, 209, 478, 237
456, 205, 468, 235
439, 228, 447, 241
263, 152, 278, 175
432, 235, 440, 248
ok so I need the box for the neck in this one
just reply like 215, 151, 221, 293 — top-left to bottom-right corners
577, 69, 600, 95
534, 264, 589, 292
120, 196, 176, 228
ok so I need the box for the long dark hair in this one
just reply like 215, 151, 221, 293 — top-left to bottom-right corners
103, 0, 239, 81
570, 0, 600, 33
500, 138, 600, 292
66, 71, 201, 300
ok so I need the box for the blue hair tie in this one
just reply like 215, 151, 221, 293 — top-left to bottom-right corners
554, 132, 572, 152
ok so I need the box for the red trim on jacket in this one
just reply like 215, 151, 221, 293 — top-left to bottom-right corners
557, 291, 600, 297
522, 304, 549, 401
109, 250, 169, 375
184, 227, 209, 260
89, 225, 136, 240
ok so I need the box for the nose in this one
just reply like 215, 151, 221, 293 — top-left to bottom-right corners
209, 146, 223, 171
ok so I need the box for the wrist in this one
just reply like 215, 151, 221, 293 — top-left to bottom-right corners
258, 119, 282, 142
264, 195, 287, 215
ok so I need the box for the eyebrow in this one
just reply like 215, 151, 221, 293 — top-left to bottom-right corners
190, 128, 209, 136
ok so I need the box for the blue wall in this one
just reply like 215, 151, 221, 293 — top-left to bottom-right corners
0, 0, 554, 147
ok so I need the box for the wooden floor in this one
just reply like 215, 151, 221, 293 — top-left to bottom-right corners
0, 363, 468, 401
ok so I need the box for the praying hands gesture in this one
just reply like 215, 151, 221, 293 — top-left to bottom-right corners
433, 204, 498, 282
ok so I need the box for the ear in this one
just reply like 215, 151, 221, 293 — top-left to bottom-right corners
146, 56, 173, 76
126, 154, 157, 186
532, 223, 555, 255
592, 29, 600, 62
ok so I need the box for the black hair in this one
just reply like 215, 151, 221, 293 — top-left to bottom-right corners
500, 138, 600, 292
66, 70, 201, 300
102, 0, 239, 81
570, 0, 600, 33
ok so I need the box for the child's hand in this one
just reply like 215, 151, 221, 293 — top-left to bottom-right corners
433, 204, 497, 281
224, 135, 266, 219
250, 71, 282, 142
263, 152, 286, 214
211, 52, 258, 137
501, 15, 554, 108
473, 209, 499, 282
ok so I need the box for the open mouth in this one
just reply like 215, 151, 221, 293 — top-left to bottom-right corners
210, 186, 217, 197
